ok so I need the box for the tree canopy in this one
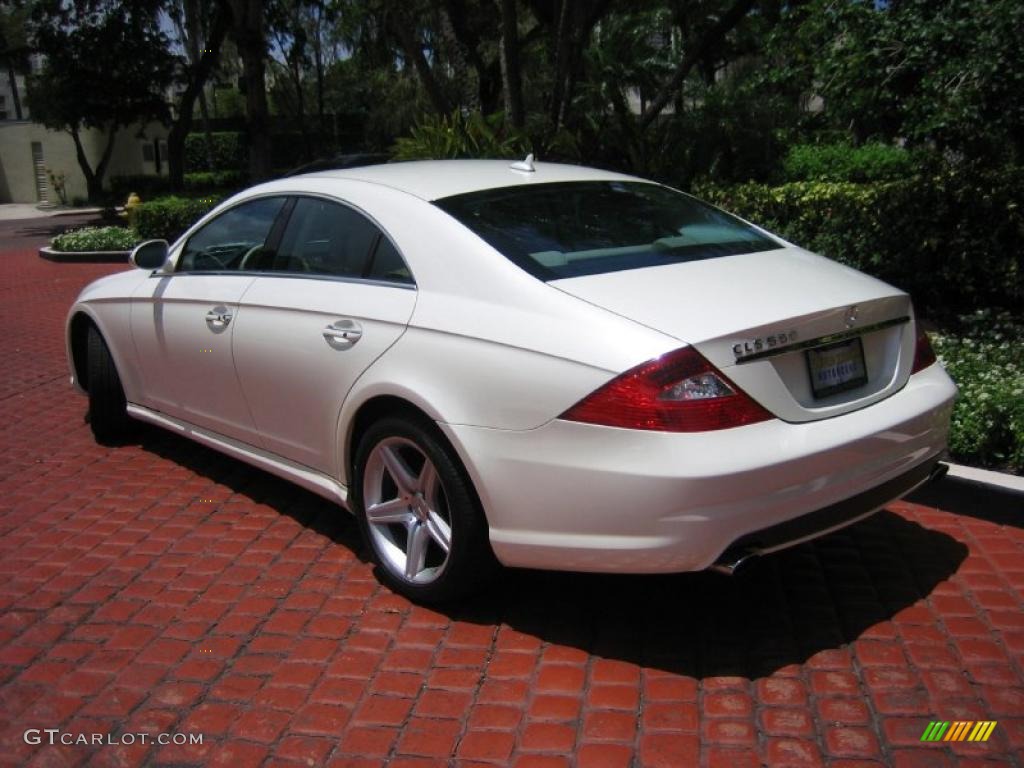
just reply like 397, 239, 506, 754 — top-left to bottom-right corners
26, 0, 174, 199
14, 0, 1023, 192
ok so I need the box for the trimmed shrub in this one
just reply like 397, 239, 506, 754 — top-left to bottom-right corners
782, 143, 918, 183
52, 226, 140, 252
184, 131, 245, 172
931, 311, 1024, 472
183, 170, 247, 192
697, 166, 1024, 314
133, 196, 221, 242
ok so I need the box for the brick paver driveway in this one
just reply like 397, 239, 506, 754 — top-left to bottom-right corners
1, 244, 1022, 767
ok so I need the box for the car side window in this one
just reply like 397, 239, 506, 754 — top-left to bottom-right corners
178, 197, 287, 272
274, 197, 379, 278
366, 236, 414, 285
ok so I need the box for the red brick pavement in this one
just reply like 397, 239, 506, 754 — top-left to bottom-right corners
0, 246, 1022, 767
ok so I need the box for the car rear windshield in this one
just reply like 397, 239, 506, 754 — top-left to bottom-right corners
433, 181, 780, 280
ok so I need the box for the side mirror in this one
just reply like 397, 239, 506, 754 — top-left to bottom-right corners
130, 239, 169, 271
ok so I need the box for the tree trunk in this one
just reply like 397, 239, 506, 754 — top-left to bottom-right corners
69, 125, 118, 202
437, 5, 478, 111
312, 5, 326, 127
548, 0, 573, 129
228, 0, 272, 180
6, 61, 22, 120
389, 12, 451, 114
440, 0, 501, 114
168, 3, 230, 191
498, 0, 524, 128
184, 0, 216, 171
639, 0, 757, 132
68, 128, 97, 201
242, 47, 272, 180
290, 57, 311, 160
93, 125, 118, 193
198, 89, 213, 170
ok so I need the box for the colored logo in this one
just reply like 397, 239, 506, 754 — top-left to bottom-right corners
921, 721, 997, 742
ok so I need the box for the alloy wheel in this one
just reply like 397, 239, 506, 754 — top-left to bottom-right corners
361, 436, 453, 584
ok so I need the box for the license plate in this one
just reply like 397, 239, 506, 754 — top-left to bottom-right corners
806, 338, 868, 398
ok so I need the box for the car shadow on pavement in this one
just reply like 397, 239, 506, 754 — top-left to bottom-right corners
458, 512, 969, 679
134, 424, 371, 560
909, 475, 1024, 530
133, 422, 967, 680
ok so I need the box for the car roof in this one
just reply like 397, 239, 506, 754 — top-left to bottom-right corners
291, 159, 644, 201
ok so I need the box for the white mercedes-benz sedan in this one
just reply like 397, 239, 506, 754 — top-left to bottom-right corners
65, 158, 957, 601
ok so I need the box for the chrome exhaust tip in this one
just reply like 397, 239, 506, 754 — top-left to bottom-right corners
710, 548, 759, 576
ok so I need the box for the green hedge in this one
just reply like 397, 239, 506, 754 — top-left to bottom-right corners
782, 143, 918, 183
697, 166, 1024, 314
184, 131, 245, 172
132, 196, 221, 242
183, 170, 247, 193
931, 311, 1024, 472
108, 170, 244, 202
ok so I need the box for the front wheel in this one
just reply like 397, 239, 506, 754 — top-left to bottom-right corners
353, 416, 497, 603
86, 325, 132, 444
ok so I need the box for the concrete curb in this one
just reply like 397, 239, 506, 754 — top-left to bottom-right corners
38, 245, 130, 264
944, 462, 1024, 493
50, 207, 104, 217
0, 205, 104, 221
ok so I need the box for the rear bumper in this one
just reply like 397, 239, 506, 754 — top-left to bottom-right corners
442, 362, 956, 574
710, 458, 947, 574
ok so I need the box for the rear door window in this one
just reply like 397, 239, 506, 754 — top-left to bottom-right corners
274, 197, 380, 278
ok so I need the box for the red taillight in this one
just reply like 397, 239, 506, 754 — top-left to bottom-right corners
911, 325, 937, 373
561, 347, 774, 432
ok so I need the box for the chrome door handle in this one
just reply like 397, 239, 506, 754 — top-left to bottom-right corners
323, 319, 362, 346
205, 307, 232, 326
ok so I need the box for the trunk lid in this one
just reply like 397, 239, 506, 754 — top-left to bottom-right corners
550, 247, 916, 423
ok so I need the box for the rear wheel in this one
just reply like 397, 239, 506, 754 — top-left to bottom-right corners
353, 416, 497, 603
86, 325, 131, 443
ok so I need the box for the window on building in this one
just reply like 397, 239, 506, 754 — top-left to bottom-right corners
31, 142, 47, 203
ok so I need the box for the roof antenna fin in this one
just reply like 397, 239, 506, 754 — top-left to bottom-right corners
509, 153, 536, 172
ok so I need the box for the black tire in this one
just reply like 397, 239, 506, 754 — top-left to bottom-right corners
86, 325, 132, 444
352, 415, 498, 603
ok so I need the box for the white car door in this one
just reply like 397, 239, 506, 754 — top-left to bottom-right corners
231, 196, 417, 474
130, 196, 289, 444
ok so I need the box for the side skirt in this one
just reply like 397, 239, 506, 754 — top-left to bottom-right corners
126, 403, 351, 511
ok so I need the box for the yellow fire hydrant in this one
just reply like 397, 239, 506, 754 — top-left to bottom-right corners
124, 192, 141, 227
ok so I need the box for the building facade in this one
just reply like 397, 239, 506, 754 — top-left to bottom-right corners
0, 71, 169, 204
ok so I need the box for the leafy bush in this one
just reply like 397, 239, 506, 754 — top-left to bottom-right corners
183, 170, 247, 193
392, 111, 530, 161
108, 174, 173, 201
184, 131, 245, 172
782, 143, 918, 182
931, 311, 1024, 472
51, 226, 140, 252
132, 195, 221, 242
697, 165, 1024, 314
